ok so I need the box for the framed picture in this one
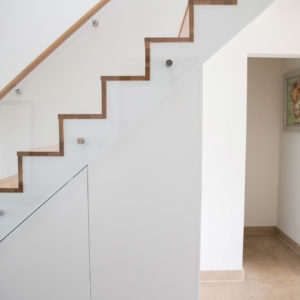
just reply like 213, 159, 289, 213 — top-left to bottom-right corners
284, 69, 300, 131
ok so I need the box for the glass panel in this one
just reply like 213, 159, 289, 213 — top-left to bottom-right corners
0, 1, 260, 239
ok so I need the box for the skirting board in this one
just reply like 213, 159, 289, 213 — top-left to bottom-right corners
244, 226, 300, 257
244, 226, 277, 236
200, 270, 245, 282
200, 227, 299, 283
277, 228, 300, 257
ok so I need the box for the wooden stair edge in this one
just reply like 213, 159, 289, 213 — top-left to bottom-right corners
179, 3, 190, 38
0, 0, 111, 100
17, 145, 61, 157
0, 0, 238, 193
179, 0, 237, 37
22, 145, 60, 152
0, 175, 19, 189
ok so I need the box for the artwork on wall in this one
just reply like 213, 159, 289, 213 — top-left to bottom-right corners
284, 69, 300, 131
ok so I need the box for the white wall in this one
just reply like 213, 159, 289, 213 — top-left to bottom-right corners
201, 0, 300, 271
0, 168, 90, 300
88, 67, 203, 300
278, 58, 300, 244
245, 58, 281, 226
0, 0, 103, 90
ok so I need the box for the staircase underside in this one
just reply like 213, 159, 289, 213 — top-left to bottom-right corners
0, 0, 237, 193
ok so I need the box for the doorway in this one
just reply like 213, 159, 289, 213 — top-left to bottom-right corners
244, 57, 300, 256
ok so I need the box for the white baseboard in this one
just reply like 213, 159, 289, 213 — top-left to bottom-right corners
244, 226, 300, 257
200, 269, 245, 282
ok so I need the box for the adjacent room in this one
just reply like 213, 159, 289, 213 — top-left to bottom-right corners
244, 57, 300, 290
200, 57, 300, 299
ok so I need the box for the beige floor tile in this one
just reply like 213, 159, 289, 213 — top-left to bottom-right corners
200, 236, 300, 300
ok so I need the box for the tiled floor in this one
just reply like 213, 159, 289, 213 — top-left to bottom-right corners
200, 235, 300, 300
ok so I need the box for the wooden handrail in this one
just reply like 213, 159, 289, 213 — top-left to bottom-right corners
0, 0, 111, 100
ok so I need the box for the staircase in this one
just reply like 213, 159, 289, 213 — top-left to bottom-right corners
0, 0, 275, 241
0, 0, 237, 194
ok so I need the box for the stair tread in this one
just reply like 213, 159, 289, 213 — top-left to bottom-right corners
23, 145, 60, 153
0, 175, 18, 189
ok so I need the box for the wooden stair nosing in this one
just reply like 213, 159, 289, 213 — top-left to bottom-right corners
0, 175, 19, 189
0, 0, 237, 193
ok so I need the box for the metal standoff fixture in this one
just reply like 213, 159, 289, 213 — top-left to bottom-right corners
77, 137, 85, 145
165, 59, 173, 67
0, 209, 4, 217
92, 19, 99, 27
15, 88, 22, 95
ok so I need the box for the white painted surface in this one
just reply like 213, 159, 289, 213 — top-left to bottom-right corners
88, 68, 202, 300
0, 168, 90, 300
201, 0, 300, 271
245, 58, 281, 226
278, 58, 300, 244
0, 0, 101, 90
